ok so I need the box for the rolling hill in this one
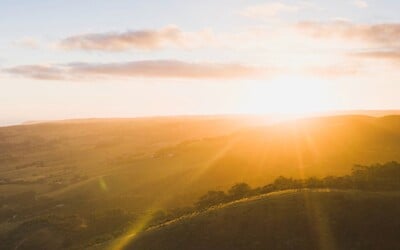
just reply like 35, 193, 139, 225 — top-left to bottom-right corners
125, 189, 400, 250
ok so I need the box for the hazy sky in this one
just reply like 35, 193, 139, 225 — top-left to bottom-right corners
1, 0, 400, 125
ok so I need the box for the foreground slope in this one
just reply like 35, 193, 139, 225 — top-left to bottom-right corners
126, 190, 400, 250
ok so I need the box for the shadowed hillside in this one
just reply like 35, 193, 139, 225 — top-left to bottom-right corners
125, 190, 400, 250
123, 162, 400, 250
3, 160, 400, 249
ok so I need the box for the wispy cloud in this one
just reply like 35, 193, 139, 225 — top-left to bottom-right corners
4, 65, 64, 80
297, 21, 400, 46
59, 26, 213, 52
3, 60, 267, 81
351, 50, 400, 63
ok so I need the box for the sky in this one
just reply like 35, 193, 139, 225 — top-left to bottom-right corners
1, 0, 400, 125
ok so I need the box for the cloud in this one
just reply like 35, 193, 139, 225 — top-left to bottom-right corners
4, 65, 65, 80
297, 21, 400, 46
352, 0, 368, 8
59, 26, 213, 51
3, 60, 267, 81
240, 2, 300, 20
351, 50, 400, 62
4, 59, 362, 81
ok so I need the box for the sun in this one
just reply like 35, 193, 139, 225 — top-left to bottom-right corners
238, 75, 336, 117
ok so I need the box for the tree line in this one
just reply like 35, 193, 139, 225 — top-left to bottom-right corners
195, 161, 400, 210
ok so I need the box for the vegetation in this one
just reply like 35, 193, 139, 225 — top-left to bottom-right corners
126, 162, 400, 250
126, 190, 400, 250
194, 161, 400, 210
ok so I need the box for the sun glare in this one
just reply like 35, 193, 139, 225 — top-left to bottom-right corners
239, 75, 335, 117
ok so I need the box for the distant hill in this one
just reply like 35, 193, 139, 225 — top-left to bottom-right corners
320, 109, 400, 117
14, 110, 400, 126
10, 115, 272, 127
125, 189, 400, 250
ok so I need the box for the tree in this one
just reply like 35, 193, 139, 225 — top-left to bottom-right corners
196, 191, 227, 209
273, 176, 298, 190
304, 177, 321, 188
228, 183, 251, 199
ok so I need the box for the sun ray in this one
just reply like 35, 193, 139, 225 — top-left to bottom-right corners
109, 136, 239, 250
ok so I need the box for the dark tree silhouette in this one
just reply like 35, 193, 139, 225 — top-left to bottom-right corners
196, 191, 227, 209
228, 183, 251, 199
195, 162, 400, 210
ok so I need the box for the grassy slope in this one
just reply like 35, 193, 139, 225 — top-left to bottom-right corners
125, 189, 400, 250
0, 116, 262, 195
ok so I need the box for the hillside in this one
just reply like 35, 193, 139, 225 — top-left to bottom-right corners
0, 116, 264, 195
125, 189, 400, 250
2, 115, 400, 249
130, 115, 400, 194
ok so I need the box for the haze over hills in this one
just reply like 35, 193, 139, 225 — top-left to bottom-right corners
1, 109, 400, 128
